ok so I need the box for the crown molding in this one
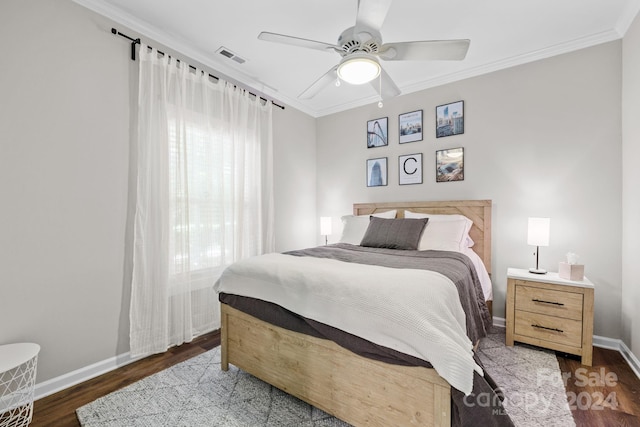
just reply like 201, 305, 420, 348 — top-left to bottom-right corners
72, 0, 317, 116
400, 29, 622, 98
73, 0, 628, 119
615, 0, 640, 36
304, 29, 624, 117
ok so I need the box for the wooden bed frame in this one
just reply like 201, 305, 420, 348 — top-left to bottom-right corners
220, 200, 492, 427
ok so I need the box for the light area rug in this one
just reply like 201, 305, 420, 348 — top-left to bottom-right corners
476, 327, 576, 427
76, 327, 575, 427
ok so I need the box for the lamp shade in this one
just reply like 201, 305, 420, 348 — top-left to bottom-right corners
527, 217, 550, 247
337, 53, 381, 85
320, 217, 332, 236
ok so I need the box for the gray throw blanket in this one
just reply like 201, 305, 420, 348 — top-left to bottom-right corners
286, 243, 492, 344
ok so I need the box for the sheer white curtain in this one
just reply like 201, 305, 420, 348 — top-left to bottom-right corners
130, 44, 274, 357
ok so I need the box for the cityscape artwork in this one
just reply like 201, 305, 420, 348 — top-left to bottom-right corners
436, 100, 464, 138
399, 110, 423, 144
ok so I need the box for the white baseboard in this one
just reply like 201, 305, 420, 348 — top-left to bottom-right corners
493, 316, 640, 380
34, 351, 144, 400
582, 334, 640, 379
591, 334, 622, 351
492, 316, 506, 328
35, 319, 640, 400
614, 339, 640, 379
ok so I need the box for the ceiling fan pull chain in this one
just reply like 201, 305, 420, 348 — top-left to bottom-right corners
378, 73, 383, 108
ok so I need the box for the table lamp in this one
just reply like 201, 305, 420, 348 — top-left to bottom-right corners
527, 217, 550, 274
320, 217, 332, 246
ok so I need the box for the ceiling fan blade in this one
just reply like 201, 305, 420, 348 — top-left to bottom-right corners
298, 66, 339, 99
258, 32, 340, 53
370, 67, 400, 99
379, 39, 470, 61
355, 0, 393, 32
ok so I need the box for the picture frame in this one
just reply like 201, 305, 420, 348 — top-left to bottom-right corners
398, 153, 423, 185
436, 147, 464, 182
367, 117, 388, 148
436, 100, 464, 138
366, 157, 388, 187
399, 110, 423, 144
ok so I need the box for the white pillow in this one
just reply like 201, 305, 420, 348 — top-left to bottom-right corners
339, 210, 397, 245
404, 211, 474, 251
462, 247, 493, 301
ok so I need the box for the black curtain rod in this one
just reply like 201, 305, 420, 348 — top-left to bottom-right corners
111, 28, 285, 110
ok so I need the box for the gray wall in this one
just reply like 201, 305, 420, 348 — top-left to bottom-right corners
1, 0, 131, 383
273, 109, 317, 252
622, 13, 640, 357
2, 0, 637, 389
317, 41, 623, 339
0, 0, 316, 384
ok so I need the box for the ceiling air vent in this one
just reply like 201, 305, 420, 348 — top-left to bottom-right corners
216, 47, 246, 64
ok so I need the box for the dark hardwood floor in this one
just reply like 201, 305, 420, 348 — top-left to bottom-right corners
31, 334, 640, 427
31, 331, 220, 427
557, 347, 640, 427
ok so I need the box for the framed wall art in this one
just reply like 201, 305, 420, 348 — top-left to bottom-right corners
366, 157, 388, 187
436, 100, 464, 138
436, 147, 464, 182
399, 110, 423, 144
398, 153, 423, 185
367, 117, 388, 148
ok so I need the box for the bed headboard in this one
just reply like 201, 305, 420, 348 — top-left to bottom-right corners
353, 200, 492, 275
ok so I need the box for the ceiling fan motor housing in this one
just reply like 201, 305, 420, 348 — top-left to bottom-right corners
337, 26, 381, 57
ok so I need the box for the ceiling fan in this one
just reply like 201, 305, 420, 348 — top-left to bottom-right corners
258, 0, 470, 100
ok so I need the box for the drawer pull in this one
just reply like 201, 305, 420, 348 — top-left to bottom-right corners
531, 298, 564, 306
531, 324, 564, 333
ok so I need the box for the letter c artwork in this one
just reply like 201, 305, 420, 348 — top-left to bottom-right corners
403, 157, 418, 175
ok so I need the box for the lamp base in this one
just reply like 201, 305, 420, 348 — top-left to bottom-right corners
529, 268, 547, 274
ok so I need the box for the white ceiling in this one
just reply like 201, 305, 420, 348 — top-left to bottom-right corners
75, 0, 639, 117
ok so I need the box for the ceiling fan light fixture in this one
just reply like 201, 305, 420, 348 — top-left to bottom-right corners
337, 53, 381, 85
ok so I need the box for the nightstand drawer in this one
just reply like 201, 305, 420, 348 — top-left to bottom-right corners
514, 310, 582, 348
515, 283, 583, 320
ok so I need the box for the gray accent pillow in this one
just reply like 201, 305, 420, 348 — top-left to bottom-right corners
360, 217, 429, 250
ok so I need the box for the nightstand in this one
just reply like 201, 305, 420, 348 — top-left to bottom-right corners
506, 268, 594, 366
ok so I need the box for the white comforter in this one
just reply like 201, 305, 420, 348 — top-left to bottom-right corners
214, 253, 483, 395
